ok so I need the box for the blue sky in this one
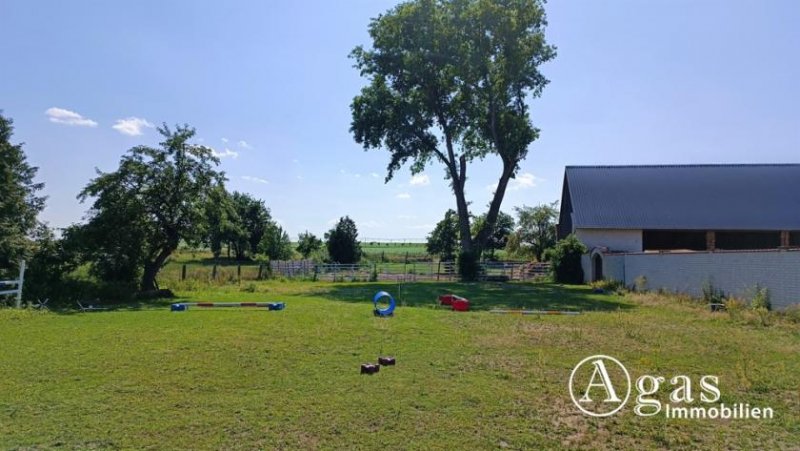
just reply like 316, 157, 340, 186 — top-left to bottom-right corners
2, 1, 798, 240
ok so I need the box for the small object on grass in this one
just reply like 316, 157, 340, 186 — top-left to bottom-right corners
709, 303, 726, 312
451, 298, 470, 311
169, 302, 285, 311
438, 294, 456, 306
77, 300, 109, 312
378, 356, 396, 366
592, 288, 605, 294
373, 291, 396, 317
360, 363, 380, 375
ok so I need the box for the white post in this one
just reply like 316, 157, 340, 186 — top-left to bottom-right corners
16, 260, 26, 308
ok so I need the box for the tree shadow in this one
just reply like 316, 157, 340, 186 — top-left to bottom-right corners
312, 281, 634, 312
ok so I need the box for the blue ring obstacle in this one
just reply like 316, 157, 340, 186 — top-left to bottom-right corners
372, 291, 396, 317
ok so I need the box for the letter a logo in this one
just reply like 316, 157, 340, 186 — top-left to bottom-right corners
579, 359, 622, 403
569, 355, 631, 417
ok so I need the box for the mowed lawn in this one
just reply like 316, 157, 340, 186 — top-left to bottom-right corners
1, 282, 798, 449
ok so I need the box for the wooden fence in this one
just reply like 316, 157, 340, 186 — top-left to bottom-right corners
0, 261, 25, 308
166, 260, 550, 284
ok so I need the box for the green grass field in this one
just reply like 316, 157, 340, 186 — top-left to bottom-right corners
1, 281, 798, 449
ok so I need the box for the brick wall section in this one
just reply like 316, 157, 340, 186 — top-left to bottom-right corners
594, 250, 800, 309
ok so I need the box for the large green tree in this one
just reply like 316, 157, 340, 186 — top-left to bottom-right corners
204, 185, 240, 259
230, 191, 272, 260
426, 209, 460, 261
350, 0, 555, 279
296, 231, 323, 259
259, 223, 293, 261
0, 112, 45, 268
471, 210, 515, 260
510, 201, 558, 261
79, 124, 224, 291
325, 216, 362, 264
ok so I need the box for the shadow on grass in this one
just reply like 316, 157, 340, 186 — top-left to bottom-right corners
41, 297, 184, 315
313, 281, 633, 312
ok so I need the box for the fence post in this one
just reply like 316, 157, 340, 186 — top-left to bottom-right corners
237, 265, 241, 284
212, 264, 217, 280
181, 264, 187, 281
15, 260, 25, 308
437, 261, 441, 281
334, 264, 338, 283
258, 264, 263, 280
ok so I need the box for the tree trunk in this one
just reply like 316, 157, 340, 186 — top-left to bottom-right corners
140, 247, 173, 291
475, 162, 515, 251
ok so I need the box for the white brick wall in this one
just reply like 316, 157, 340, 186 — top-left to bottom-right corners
576, 229, 642, 253
593, 250, 800, 310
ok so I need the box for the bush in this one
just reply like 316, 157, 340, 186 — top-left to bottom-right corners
547, 234, 586, 284
702, 281, 725, 305
725, 296, 747, 321
749, 284, 771, 311
591, 279, 624, 293
633, 275, 648, 293
779, 305, 800, 324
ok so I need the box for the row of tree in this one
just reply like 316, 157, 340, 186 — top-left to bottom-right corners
0, 113, 367, 296
426, 202, 559, 262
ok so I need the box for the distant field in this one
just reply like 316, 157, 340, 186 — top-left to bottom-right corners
361, 242, 427, 255
1, 281, 798, 449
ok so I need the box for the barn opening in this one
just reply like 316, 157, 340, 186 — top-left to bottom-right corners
592, 253, 603, 281
715, 231, 781, 250
643, 230, 706, 251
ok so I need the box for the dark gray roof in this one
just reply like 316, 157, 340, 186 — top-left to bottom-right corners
564, 164, 800, 230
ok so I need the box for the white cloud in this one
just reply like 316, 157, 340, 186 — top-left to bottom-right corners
238, 140, 252, 149
370, 172, 380, 178
396, 193, 411, 199
326, 218, 338, 226
241, 175, 268, 184
486, 172, 543, 194
45, 107, 97, 127
292, 159, 299, 164
409, 173, 430, 186
212, 148, 239, 159
509, 172, 542, 190
112, 117, 154, 136
221, 137, 229, 143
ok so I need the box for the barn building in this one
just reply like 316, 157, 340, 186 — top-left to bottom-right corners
557, 164, 800, 309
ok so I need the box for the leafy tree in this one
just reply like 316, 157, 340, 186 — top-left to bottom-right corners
229, 192, 272, 260
22, 224, 82, 302
296, 231, 322, 259
350, 0, 555, 279
204, 186, 240, 259
426, 209, 460, 261
0, 112, 45, 268
511, 201, 558, 261
325, 216, 362, 264
79, 124, 224, 291
547, 234, 586, 284
471, 210, 514, 260
259, 223, 293, 260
